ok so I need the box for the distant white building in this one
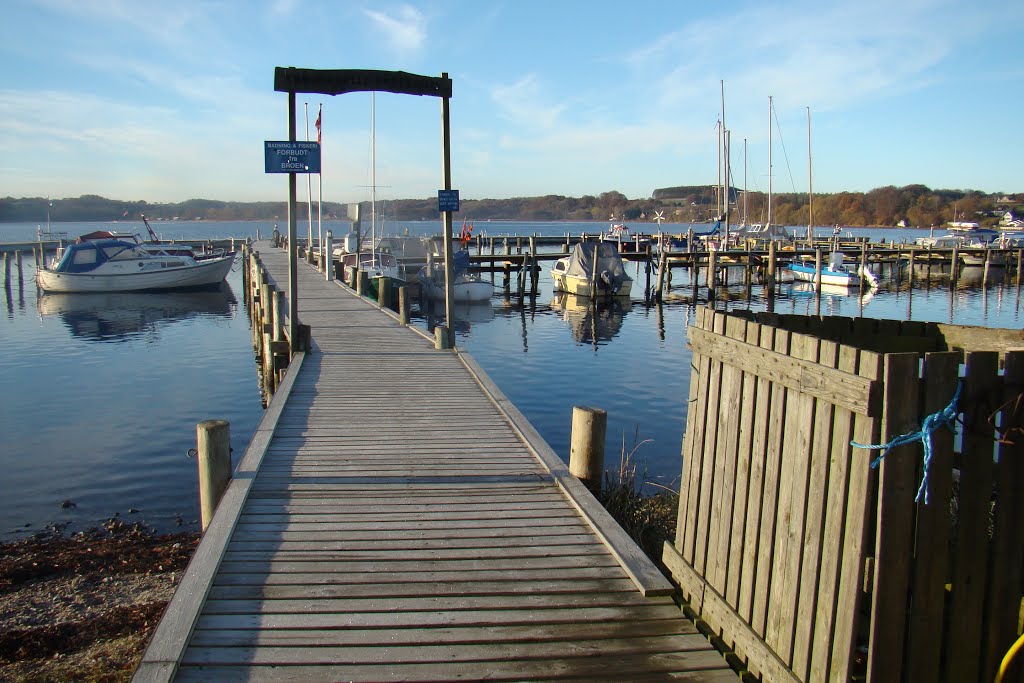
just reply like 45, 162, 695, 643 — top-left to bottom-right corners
999, 211, 1024, 229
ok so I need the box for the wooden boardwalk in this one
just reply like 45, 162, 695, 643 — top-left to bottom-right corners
134, 242, 734, 682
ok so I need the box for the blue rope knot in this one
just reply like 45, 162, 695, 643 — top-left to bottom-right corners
850, 381, 962, 505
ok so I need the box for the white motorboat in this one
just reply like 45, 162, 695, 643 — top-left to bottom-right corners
787, 252, 875, 288
36, 239, 235, 293
551, 242, 633, 298
417, 250, 493, 302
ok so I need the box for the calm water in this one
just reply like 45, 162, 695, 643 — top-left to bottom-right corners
1, 220, 1020, 537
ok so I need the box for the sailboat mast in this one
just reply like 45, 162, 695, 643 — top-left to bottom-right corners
767, 96, 773, 230
716, 120, 722, 219
807, 106, 813, 241
743, 138, 748, 226
371, 91, 377, 268
721, 79, 729, 243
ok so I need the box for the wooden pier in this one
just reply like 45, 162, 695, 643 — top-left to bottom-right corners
133, 241, 735, 682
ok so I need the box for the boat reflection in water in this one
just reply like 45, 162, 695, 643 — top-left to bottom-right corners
37, 283, 237, 342
550, 292, 629, 345
421, 298, 495, 336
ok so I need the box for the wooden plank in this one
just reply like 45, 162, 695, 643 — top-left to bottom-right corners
737, 322, 775, 622
866, 352, 922, 682
174, 653, 736, 683
688, 326, 879, 416
708, 315, 747, 597
829, 348, 882, 683
196, 603, 687, 630
725, 318, 760, 609
791, 338, 838, 679
945, 351, 1000, 683
981, 351, 1024, 681
807, 344, 860, 681
904, 352, 959, 682
766, 331, 820, 664
679, 307, 716, 568
751, 328, 791, 637
693, 311, 727, 576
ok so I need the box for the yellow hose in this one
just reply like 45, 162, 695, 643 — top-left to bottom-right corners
997, 632, 1024, 683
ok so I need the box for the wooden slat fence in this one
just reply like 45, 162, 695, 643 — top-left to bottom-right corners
663, 306, 1024, 682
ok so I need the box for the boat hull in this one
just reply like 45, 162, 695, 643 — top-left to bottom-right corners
552, 272, 633, 298
36, 254, 235, 293
787, 263, 860, 288
419, 273, 493, 302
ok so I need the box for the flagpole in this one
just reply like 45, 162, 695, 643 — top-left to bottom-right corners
304, 102, 313, 260
316, 103, 323, 273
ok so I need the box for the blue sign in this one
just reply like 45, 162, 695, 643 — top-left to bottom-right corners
264, 141, 321, 174
438, 189, 460, 212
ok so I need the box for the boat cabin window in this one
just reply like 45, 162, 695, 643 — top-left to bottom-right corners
103, 244, 144, 260
70, 248, 99, 266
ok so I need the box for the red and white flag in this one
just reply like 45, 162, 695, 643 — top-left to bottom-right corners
314, 105, 322, 144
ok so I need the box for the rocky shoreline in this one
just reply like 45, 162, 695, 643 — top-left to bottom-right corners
0, 520, 198, 682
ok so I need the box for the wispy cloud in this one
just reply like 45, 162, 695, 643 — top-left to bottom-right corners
364, 5, 427, 52
490, 75, 566, 129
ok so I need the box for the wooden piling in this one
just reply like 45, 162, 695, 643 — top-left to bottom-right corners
324, 231, 333, 280
398, 286, 410, 325
196, 420, 231, 532
814, 248, 823, 292
355, 270, 367, 296
569, 406, 606, 493
434, 324, 450, 350
15, 250, 23, 283
767, 241, 777, 297
377, 277, 393, 309
271, 290, 282, 343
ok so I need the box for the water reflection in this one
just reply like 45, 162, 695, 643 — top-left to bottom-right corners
421, 298, 496, 335
550, 292, 629, 345
36, 283, 237, 342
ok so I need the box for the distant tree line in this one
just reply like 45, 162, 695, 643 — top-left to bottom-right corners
1, 186, 1019, 228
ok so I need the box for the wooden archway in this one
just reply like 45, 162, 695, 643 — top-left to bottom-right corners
273, 67, 455, 347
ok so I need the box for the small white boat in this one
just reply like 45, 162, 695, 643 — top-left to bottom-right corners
551, 242, 633, 298
332, 232, 402, 280
787, 252, 872, 288
36, 239, 235, 293
417, 250, 493, 302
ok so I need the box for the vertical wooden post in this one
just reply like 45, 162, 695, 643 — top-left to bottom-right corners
814, 247, 823, 291
570, 406, 606, 493
378, 277, 393, 309
196, 420, 231, 532
434, 324, 450, 350
355, 269, 366, 296
655, 250, 668, 301
767, 240, 777, 297
950, 243, 959, 286
908, 249, 916, 288
708, 249, 718, 297
272, 289, 282, 343
324, 230, 333, 280
398, 286, 410, 325
16, 250, 23, 283
3, 253, 9, 287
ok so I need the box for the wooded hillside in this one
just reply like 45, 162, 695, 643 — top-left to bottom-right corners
2, 186, 1019, 228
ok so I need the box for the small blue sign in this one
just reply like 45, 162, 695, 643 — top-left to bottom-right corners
438, 189, 460, 212
264, 141, 321, 174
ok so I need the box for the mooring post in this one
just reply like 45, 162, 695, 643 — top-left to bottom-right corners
196, 420, 231, 532
398, 286, 410, 325
569, 406, 606, 493
271, 289, 282, 342
814, 247, 823, 292
767, 240, 777, 296
377, 277, 393, 309
355, 269, 366, 296
15, 250, 23, 283
434, 324, 450, 350
324, 231, 333, 280
950, 244, 960, 287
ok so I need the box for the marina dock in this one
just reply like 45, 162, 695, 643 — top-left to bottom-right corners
133, 241, 736, 681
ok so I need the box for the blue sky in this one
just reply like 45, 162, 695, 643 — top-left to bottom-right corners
1, 0, 1021, 204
